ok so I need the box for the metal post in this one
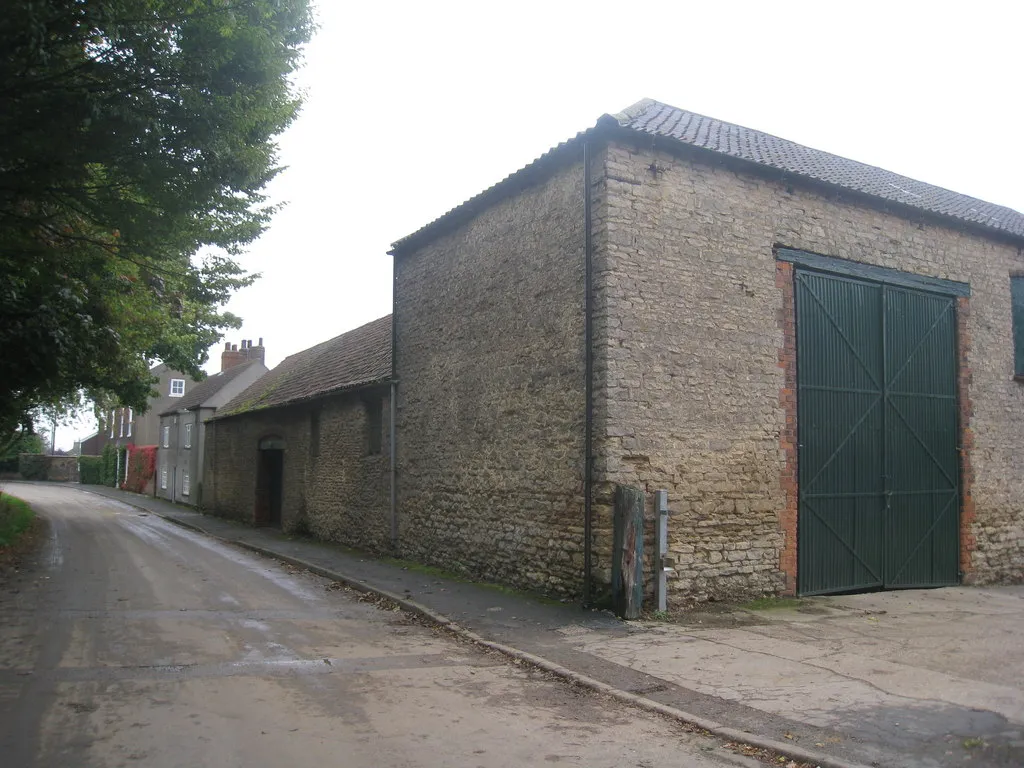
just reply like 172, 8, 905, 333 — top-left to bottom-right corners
655, 489, 670, 612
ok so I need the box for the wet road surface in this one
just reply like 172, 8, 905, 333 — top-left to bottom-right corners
0, 483, 745, 768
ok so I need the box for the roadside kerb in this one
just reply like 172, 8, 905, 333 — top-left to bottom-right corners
123, 498, 867, 768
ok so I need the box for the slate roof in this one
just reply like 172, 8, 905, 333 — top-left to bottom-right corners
159, 359, 264, 416
390, 99, 1024, 253
215, 315, 391, 419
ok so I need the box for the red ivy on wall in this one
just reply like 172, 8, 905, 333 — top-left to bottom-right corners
122, 444, 157, 494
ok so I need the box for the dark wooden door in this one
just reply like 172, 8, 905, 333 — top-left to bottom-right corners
256, 448, 284, 528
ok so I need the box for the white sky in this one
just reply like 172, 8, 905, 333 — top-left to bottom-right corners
60, 0, 1024, 448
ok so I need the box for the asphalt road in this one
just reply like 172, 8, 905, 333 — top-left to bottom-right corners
0, 484, 747, 768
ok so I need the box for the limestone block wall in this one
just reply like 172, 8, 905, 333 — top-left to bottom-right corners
394, 159, 587, 596
305, 391, 392, 553
203, 406, 311, 527
596, 138, 1024, 601
203, 389, 391, 551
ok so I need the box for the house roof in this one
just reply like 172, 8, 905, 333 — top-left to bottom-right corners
390, 99, 1024, 253
614, 99, 1024, 240
215, 315, 391, 419
159, 359, 264, 416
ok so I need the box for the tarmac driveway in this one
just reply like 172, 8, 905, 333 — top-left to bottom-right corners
566, 587, 1024, 766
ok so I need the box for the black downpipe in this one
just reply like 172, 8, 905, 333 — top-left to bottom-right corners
390, 256, 399, 550
583, 141, 594, 606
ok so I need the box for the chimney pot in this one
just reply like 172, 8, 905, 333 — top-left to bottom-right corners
258, 337, 264, 346
221, 340, 249, 371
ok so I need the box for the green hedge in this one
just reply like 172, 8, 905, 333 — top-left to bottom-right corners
101, 444, 118, 487
79, 456, 104, 485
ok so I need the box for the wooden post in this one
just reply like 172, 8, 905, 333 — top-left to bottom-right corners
612, 485, 644, 619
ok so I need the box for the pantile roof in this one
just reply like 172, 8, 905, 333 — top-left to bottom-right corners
216, 315, 391, 419
614, 99, 1024, 239
390, 99, 1024, 253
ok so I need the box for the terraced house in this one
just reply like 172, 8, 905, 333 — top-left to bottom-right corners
388, 99, 1024, 602
156, 340, 268, 506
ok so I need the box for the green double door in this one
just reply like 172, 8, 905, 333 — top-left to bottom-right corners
796, 269, 960, 595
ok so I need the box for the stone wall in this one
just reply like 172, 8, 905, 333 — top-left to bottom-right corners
204, 388, 391, 552
596, 138, 1024, 602
17, 454, 79, 482
394, 159, 588, 596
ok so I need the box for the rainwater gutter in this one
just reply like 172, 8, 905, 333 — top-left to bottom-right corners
583, 139, 594, 606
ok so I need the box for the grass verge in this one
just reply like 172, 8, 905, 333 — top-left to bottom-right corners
0, 492, 35, 547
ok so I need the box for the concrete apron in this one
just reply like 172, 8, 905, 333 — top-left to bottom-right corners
568, 587, 1024, 763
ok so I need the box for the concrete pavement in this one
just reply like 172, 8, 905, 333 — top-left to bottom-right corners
77, 483, 1024, 767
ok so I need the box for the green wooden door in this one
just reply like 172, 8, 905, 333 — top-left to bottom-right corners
796, 270, 959, 595
882, 287, 960, 588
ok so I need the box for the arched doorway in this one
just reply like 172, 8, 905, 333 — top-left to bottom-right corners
256, 436, 285, 527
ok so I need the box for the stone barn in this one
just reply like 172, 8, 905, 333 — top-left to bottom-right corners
389, 98, 1024, 603
203, 316, 392, 551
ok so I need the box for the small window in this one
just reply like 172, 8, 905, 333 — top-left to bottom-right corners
127, 408, 133, 437
184, 423, 193, 448
162, 425, 170, 448
109, 411, 115, 439
366, 396, 383, 455
160, 466, 168, 489
169, 378, 185, 397
118, 411, 124, 438
182, 471, 190, 496
1013, 276, 1024, 377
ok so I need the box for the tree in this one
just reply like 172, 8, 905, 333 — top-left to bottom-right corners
0, 1, 314, 436
0, 425, 44, 474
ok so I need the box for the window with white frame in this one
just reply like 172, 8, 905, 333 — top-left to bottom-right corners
119, 410, 124, 438
162, 425, 170, 448
169, 378, 185, 397
127, 408, 133, 437
160, 466, 168, 489
109, 411, 115, 438
182, 471, 190, 496
184, 423, 192, 448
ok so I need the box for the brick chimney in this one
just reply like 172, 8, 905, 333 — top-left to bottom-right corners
245, 337, 266, 365
221, 338, 266, 371
221, 341, 246, 372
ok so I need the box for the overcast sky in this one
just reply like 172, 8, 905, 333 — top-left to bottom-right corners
61, 0, 1024, 447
